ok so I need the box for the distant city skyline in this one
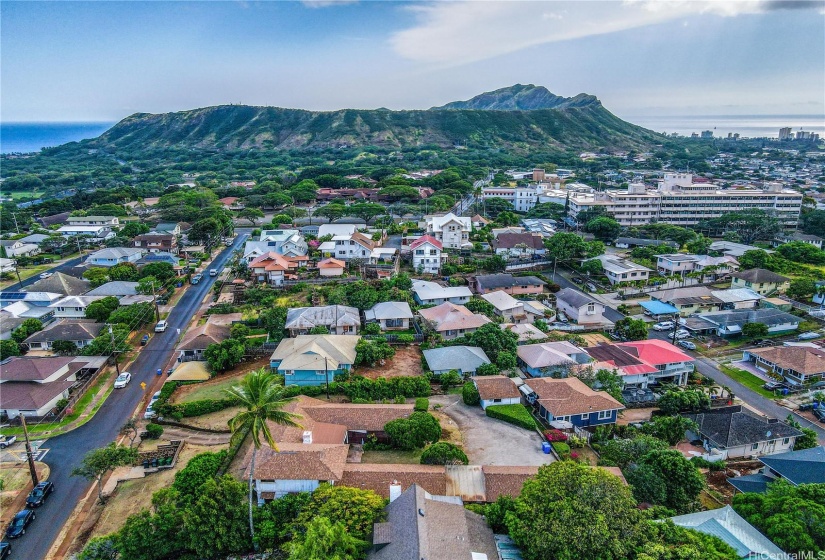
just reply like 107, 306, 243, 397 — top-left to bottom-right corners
1, 0, 824, 122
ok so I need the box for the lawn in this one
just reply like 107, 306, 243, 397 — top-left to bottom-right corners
0, 191, 44, 200
719, 365, 777, 399
361, 448, 423, 464
175, 376, 243, 403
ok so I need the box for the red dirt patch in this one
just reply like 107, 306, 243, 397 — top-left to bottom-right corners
356, 345, 424, 380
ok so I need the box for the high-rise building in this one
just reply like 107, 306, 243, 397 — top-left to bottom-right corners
701, 130, 713, 138
779, 127, 793, 140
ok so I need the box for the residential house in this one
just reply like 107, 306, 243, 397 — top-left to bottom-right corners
218, 196, 242, 210
0, 258, 16, 274
648, 286, 722, 316
614, 237, 678, 249
656, 253, 739, 279
49, 295, 106, 319
36, 211, 71, 227
470, 273, 546, 295
555, 288, 608, 325
411, 280, 472, 306
364, 302, 414, 331
521, 218, 557, 238
317, 224, 357, 238
697, 308, 801, 337
332, 232, 376, 261
56, 225, 113, 239
683, 405, 802, 458
728, 446, 825, 494
418, 303, 491, 340
772, 231, 823, 249
409, 235, 444, 274
132, 233, 177, 254
20, 233, 63, 249
711, 288, 763, 310
176, 320, 231, 361
85, 247, 145, 267
153, 222, 182, 236
730, 268, 790, 296
367, 484, 498, 560
490, 227, 525, 238
0, 355, 105, 417
136, 252, 182, 272
639, 300, 681, 320
585, 339, 694, 389
744, 345, 825, 386
471, 214, 491, 228
85, 281, 140, 298
0, 291, 62, 310
709, 240, 770, 258
473, 375, 522, 410
591, 255, 651, 285
269, 335, 360, 386
492, 233, 546, 259
243, 230, 309, 262
0, 316, 26, 341
501, 323, 547, 344
480, 291, 527, 323
521, 377, 624, 428
0, 239, 40, 258
66, 216, 119, 227
23, 319, 103, 351
422, 346, 491, 375
285, 305, 361, 336
317, 258, 345, 277
248, 252, 307, 286
668, 507, 785, 558
425, 212, 472, 249
517, 341, 591, 377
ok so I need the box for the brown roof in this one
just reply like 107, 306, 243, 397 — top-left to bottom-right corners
250, 443, 348, 481
317, 258, 346, 269
302, 403, 414, 432
493, 232, 545, 250
0, 380, 75, 411
473, 375, 521, 401
0, 356, 78, 382
482, 465, 538, 501
732, 268, 790, 284
340, 463, 448, 497
524, 377, 624, 417
749, 345, 825, 375
350, 231, 376, 249
418, 302, 491, 332
177, 322, 230, 351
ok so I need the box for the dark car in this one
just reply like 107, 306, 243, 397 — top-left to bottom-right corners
140, 334, 150, 346
5, 509, 35, 538
26, 481, 54, 508
0, 542, 10, 559
813, 408, 825, 422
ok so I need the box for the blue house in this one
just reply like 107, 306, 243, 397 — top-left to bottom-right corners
86, 247, 145, 267
521, 377, 624, 428
269, 335, 360, 387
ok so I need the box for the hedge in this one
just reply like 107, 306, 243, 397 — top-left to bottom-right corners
145, 423, 164, 439
462, 382, 480, 406
543, 429, 568, 442
179, 398, 236, 418
552, 441, 571, 457
414, 398, 429, 412
485, 404, 537, 430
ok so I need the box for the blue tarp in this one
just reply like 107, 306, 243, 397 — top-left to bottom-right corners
640, 300, 680, 315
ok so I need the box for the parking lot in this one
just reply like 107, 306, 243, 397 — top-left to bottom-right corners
431, 395, 554, 466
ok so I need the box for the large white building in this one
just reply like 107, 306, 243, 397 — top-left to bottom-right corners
567, 173, 802, 227
425, 213, 472, 249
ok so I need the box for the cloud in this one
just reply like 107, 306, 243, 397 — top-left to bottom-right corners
301, 0, 358, 7
390, 0, 824, 66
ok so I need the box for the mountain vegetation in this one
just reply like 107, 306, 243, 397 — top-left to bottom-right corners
431, 83, 599, 111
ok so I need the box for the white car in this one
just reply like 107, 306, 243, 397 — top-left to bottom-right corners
39, 272, 53, 279
113, 372, 132, 389
798, 331, 820, 340
150, 390, 162, 403
671, 329, 690, 340
154, 320, 168, 333
144, 404, 157, 419
653, 321, 674, 331
678, 340, 697, 351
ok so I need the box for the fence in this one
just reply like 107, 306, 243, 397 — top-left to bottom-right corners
281, 277, 362, 287
505, 260, 552, 271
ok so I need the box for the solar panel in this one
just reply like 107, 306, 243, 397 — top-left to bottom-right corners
0, 293, 26, 301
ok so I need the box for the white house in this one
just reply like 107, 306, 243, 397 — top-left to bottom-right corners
85, 247, 145, 267
49, 296, 106, 319
422, 346, 491, 375
409, 235, 444, 274
364, 302, 414, 331
473, 375, 522, 410
56, 225, 113, 239
590, 255, 651, 285
332, 232, 375, 261
425, 213, 472, 249
66, 216, 120, 227
555, 288, 608, 325
411, 280, 472, 306
0, 240, 40, 258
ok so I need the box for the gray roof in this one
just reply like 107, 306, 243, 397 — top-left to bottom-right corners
423, 346, 490, 372
731, 268, 789, 284
699, 308, 800, 329
285, 305, 360, 330
85, 281, 139, 297
18, 234, 50, 244
475, 274, 545, 291
556, 287, 598, 309
24, 319, 103, 343
365, 301, 414, 321
24, 272, 89, 296
728, 473, 773, 494
87, 247, 144, 260
615, 237, 678, 248
683, 406, 802, 449
758, 445, 825, 485
669, 506, 784, 557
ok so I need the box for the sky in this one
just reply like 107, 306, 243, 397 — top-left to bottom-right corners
1, 0, 824, 123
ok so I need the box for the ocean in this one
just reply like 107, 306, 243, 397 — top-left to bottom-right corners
1, 115, 823, 155
0, 122, 114, 154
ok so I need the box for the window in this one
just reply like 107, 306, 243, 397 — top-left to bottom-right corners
751, 443, 759, 450
493, 398, 502, 403
581, 413, 589, 420
316, 370, 326, 376
416, 250, 424, 255
586, 303, 596, 314
782, 437, 790, 445
283, 370, 294, 376
597, 410, 611, 420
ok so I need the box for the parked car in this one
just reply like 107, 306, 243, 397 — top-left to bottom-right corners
114, 372, 132, 389
190, 273, 203, 285
585, 282, 598, 292
150, 390, 162, 403
38, 272, 53, 279
144, 404, 157, 419
5, 510, 35, 539
572, 277, 584, 284
154, 320, 168, 333
0, 435, 16, 449
653, 321, 674, 331
678, 340, 696, 351
25, 481, 55, 508
798, 331, 821, 340
0, 541, 10, 560
813, 408, 825, 422
209, 268, 219, 277
671, 329, 690, 340
140, 334, 150, 346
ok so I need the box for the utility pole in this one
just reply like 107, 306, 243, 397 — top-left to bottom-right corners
152, 281, 160, 321
108, 324, 121, 376
13, 262, 23, 289
11, 213, 20, 234
324, 356, 330, 400
20, 416, 39, 487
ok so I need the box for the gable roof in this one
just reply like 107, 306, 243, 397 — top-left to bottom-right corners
23, 319, 103, 343
757, 446, 825, 485
418, 302, 491, 332
24, 272, 89, 296
422, 346, 491, 372
683, 406, 803, 448
475, 273, 546, 291
428, 212, 471, 232
302, 403, 414, 432
731, 268, 790, 284
250, 443, 349, 481
85, 281, 140, 297
517, 341, 585, 368
411, 280, 472, 301
0, 356, 77, 381
749, 345, 825, 375
710, 288, 763, 304
365, 301, 414, 321
409, 235, 442, 251
473, 375, 521, 401
669, 506, 784, 558
87, 247, 143, 260
177, 322, 230, 351
270, 335, 360, 371
523, 377, 624, 417
479, 290, 522, 312
493, 233, 544, 250
285, 305, 360, 330
350, 231, 376, 249
556, 287, 599, 309
317, 258, 345, 269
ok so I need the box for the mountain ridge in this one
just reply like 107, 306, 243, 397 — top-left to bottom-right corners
430, 84, 600, 111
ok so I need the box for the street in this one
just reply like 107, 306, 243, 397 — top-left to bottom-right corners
2, 255, 85, 291
12, 232, 249, 560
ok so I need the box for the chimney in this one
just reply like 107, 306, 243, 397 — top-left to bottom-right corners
389, 482, 402, 503
302, 430, 313, 444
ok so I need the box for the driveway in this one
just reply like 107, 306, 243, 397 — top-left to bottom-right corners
431, 395, 554, 466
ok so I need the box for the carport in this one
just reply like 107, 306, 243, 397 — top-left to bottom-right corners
640, 300, 679, 320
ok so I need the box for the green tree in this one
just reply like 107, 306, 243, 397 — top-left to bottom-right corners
11, 318, 43, 343
439, 370, 462, 391
496, 350, 517, 370
544, 232, 589, 263
354, 338, 395, 367
108, 302, 154, 329
475, 362, 500, 376
420, 442, 469, 465
685, 234, 712, 255
777, 241, 825, 265
287, 516, 366, 560
737, 249, 771, 270
254, 491, 311, 550
787, 278, 817, 300
384, 412, 442, 450
506, 461, 646, 560
463, 322, 518, 363
85, 296, 120, 322
72, 443, 139, 502
462, 381, 480, 405
641, 415, 698, 446
597, 435, 669, 469
204, 338, 245, 373
696, 209, 780, 244
741, 322, 769, 338
613, 317, 649, 341
172, 450, 227, 505
638, 519, 739, 560
294, 484, 385, 541
116, 493, 187, 560
77, 536, 119, 560
0, 340, 22, 359
230, 323, 251, 340
794, 428, 819, 451
628, 449, 704, 513
314, 203, 348, 222
580, 258, 604, 276
363, 322, 381, 335
656, 390, 711, 415
52, 339, 80, 356
237, 207, 265, 226
184, 475, 251, 559
189, 217, 222, 248
224, 369, 301, 544
83, 267, 110, 288
585, 216, 622, 242
271, 213, 293, 226
139, 262, 176, 281
109, 262, 139, 281
120, 222, 150, 238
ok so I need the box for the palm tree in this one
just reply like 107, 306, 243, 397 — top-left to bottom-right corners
225, 368, 302, 544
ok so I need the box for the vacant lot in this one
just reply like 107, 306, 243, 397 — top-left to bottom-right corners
357, 345, 424, 379
172, 357, 272, 403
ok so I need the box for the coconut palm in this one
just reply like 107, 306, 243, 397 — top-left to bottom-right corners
224, 368, 301, 544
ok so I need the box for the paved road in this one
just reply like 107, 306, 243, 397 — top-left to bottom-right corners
15, 232, 249, 560
2, 256, 85, 292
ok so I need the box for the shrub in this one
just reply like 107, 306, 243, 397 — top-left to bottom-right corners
396, 334, 415, 344
363, 322, 381, 335
384, 412, 442, 450
543, 429, 568, 442
145, 423, 164, 439
689, 456, 727, 471
552, 441, 571, 457
394, 395, 406, 404
414, 398, 429, 412
462, 381, 480, 406
179, 398, 236, 418
486, 404, 537, 430
420, 442, 468, 465
475, 363, 500, 376
55, 398, 70, 413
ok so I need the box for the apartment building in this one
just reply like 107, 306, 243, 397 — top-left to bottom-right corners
425, 213, 472, 249
567, 173, 802, 227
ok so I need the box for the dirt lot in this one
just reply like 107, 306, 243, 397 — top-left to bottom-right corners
616, 408, 654, 425
356, 345, 424, 380
0, 462, 49, 524
431, 395, 555, 466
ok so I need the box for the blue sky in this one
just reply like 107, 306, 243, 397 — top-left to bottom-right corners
1, 1, 824, 122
